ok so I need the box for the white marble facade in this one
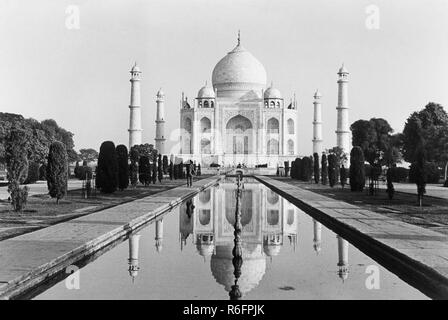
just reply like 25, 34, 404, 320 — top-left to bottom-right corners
178, 36, 299, 167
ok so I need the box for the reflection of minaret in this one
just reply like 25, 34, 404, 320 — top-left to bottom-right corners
337, 235, 349, 281
155, 219, 164, 253
128, 233, 141, 282
313, 219, 322, 254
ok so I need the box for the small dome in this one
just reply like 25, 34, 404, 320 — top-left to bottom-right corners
157, 88, 164, 97
338, 64, 349, 74
314, 89, 322, 99
197, 85, 215, 98
264, 85, 282, 99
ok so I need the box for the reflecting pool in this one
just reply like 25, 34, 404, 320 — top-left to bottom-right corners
34, 177, 428, 299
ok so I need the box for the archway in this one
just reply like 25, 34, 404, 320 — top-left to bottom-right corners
225, 115, 253, 154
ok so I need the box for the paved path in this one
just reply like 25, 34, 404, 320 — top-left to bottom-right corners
255, 175, 448, 299
378, 182, 448, 200
0, 175, 221, 299
0, 180, 83, 200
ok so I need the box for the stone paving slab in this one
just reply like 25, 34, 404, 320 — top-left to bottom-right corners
255, 175, 448, 299
0, 175, 221, 299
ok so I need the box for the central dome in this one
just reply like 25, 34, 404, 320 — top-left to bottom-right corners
212, 41, 267, 98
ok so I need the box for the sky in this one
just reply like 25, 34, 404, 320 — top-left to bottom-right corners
0, 0, 447, 156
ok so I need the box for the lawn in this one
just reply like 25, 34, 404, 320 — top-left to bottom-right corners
276, 177, 448, 235
0, 177, 200, 240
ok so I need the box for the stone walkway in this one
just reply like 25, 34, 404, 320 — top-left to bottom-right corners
0, 175, 221, 299
255, 175, 448, 299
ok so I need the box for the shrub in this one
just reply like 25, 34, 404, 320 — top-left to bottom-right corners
46, 141, 68, 203
328, 154, 337, 187
25, 161, 40, 184
5, 129, 29, 211
313, 153, 319, 184
116, 144, 129, 190
96, 141, 119, 193
349, 146, 365, 191
301, 157, 313, 181
321, 154, 328, 185
74, 161, 81, 179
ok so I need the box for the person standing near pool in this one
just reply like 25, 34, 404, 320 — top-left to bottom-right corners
186, 160, 195, 187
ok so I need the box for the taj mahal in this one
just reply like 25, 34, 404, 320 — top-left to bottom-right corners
178, 33, 299, 167
128, 32, 351, 168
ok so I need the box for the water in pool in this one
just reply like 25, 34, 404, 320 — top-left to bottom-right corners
34, 177, 428, 299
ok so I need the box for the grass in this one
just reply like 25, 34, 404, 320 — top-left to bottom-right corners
276, 177, 448, 235
0, 177, 204, 240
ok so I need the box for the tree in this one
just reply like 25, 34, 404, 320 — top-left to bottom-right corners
116, 144, 129, 191
129, 146, 139, 187
294, 158, 302, 181
96, 141, 119, 193
301, 157, 312, 181
403, 103, 448, 178
5, 129, 29, 211
46, 141, 68, 203
313, 153, 320, 184
350, 118, 395, 166
162, 155, 169, 174
79, 148, 99, 163
74, 161, 81, 179
349, 146, 366, 192
409, 146, 427, 206
139, 156, 150, 186
290, 160, 296, 179
328, 154, 337, 187
321, 154, 328, 185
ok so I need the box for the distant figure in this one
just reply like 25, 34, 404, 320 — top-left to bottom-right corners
157, 154, 163, 183
197, 164, 201, 176
186, 160, 195, 187
169, 161, 174, 180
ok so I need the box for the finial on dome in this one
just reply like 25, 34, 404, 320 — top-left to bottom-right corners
237, 30, 241, 46
270, 80, 273, 88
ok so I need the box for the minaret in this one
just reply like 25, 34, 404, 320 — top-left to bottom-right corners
155, 89, 166, 154
128, 233, 141, 282
312, 90, 323, 155
155, 219, 164, 253
128, 62, 142, 149
312, 219, 322, 254
337, 235, 349, 281
336, 64, 350, 164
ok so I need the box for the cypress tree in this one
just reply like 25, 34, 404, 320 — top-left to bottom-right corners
6, 129, 29, 211
139, 156, 150, 186
349, 146, 366, 191
295, 158, 302, 180
116, 144, 129, 191
328, 154, 337, 187
96, 141, 119, 193
313, 153, 320, 184
46, 141, 68, 203
321, 154, 328, 185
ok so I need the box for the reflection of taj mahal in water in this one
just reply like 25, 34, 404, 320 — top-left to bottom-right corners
126, 178, 350, 296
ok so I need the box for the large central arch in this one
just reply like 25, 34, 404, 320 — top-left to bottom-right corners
225, 115, 254, 154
